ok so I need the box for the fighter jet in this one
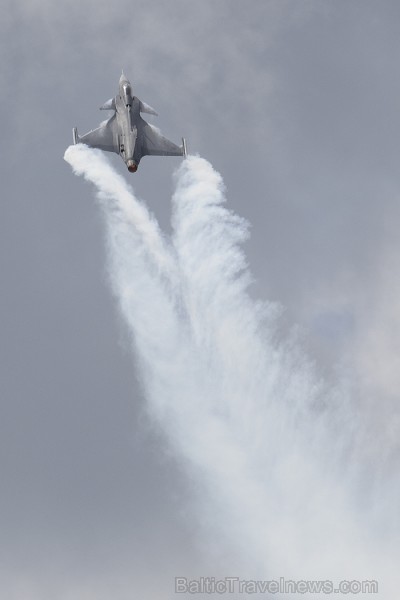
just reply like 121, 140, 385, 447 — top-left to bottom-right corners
73, 72, 186, 172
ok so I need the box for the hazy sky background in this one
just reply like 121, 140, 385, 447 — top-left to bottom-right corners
1, 1, 399, 598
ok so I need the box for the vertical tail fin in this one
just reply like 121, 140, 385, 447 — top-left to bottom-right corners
182, 137, 187, 158
72, 127, 79, 145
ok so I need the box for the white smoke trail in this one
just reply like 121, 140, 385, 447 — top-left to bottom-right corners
65, 146, 398, 596
64, 144, 177, 285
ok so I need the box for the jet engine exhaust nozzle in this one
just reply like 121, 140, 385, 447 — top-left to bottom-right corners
127, 160, 138, 173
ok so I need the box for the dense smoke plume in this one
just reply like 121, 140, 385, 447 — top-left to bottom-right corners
65, 145, 398, 597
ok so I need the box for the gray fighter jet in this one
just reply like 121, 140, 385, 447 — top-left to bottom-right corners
73, 73, 186, 172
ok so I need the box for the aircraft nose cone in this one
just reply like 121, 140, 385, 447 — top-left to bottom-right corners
119, 71, 128, 85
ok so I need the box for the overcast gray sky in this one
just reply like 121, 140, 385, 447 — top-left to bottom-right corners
1, 1, 399, 598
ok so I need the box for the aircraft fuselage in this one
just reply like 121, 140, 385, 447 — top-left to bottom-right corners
116, 75, 139, 171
